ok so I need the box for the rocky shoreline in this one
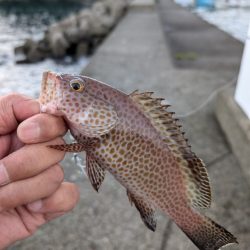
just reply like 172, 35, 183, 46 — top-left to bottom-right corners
15, 0, 128, 63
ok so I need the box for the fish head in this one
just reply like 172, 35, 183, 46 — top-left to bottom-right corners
39, 71, 118, 138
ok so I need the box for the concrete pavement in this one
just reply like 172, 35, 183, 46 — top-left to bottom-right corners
11, 0, 250, 249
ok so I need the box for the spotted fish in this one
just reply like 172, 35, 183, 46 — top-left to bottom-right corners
39, 71, 237, 250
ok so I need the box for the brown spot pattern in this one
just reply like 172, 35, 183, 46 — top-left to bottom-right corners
39, 72, 237, 250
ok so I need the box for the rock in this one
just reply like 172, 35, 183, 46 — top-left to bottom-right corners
14, 0, 129, 63
22, 39, 36, 54
76, 42, 89, 58
37, 40, 50, 54
99, 15, 115, 30
46, 15, 79, 44
15, 45, 29, 63
78, 9, 92, 21
77, 9, 92, 38
49, 31, 69, 58
105, 0, 127, 20
60, 15, 79, 43
88, 2, 115, 36
78, 18, 90, 39
26, 43, 45, 63
60, 14, 78, 29
89, 37, 103, 52
89, 17, 110, 37
65, 26, 80, 43
15, 39, 45, 63
92, 1, 108, 16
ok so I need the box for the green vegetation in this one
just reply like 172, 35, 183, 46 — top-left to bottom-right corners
175, 51, 198, 61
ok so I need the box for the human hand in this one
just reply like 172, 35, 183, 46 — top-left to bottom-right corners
0, 94, 79, 249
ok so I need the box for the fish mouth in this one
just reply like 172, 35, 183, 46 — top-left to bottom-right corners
39, 71, 64, 116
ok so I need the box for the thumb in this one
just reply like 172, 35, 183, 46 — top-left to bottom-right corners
0, 94, 40, 135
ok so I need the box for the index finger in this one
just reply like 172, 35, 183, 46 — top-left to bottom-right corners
0, 137, 65, 186
0, 93, 40, 135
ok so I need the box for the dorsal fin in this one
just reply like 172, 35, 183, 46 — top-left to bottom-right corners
129, 91, 211, 208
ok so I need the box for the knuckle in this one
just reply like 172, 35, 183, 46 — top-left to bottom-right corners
3, 152, 31, 182
53, 137, 65, 145
49, 165, 64, 184
51, 117, 67, 135
68, 184, 80, 205
24, 220, 42, 236
0, 184, 17, 211
40, 115, 66, 138
0, 94, 19, 132
57, 118, 67, 134
63, 186, 79, 211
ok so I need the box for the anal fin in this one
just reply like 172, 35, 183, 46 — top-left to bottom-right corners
86, 153, 105, 192
127, 191, 157, 231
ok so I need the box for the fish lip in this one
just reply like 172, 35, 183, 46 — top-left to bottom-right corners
39, 71, 49, 105
39, 71, 64, 116
40, 103, 64, 116
55, 73, 64, 114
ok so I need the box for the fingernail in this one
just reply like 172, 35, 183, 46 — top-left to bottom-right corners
27, 200, 43, 212
20, 122, 40, 141
0, 163, 9, 186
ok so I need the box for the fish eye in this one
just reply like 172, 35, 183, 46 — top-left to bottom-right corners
70, 80, 85, 92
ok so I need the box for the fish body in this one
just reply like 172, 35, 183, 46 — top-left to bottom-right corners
39, 71, 237, 250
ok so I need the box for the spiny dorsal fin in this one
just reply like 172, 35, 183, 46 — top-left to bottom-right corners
129, 91, 211, 209
127, 190, 157, 231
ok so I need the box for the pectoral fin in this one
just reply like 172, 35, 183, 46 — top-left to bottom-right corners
127, 191, 157, 231
48, 143, 85, 152
86, 153, 105, 192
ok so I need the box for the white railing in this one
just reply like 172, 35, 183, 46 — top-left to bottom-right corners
235, 23, 250, 119
216, 0, 250, 8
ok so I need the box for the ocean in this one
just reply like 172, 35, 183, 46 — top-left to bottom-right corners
0, 1, 90, 98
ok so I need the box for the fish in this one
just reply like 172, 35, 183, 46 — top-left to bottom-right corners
39, 71, 238, 250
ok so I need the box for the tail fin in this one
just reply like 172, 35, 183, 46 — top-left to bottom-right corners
168, 207, 238, 250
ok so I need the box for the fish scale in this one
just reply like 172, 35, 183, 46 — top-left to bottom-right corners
40, 71, 238, 250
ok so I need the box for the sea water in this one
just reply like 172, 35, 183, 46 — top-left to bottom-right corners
0, 1, 90, 98
195, 7, 250, 42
